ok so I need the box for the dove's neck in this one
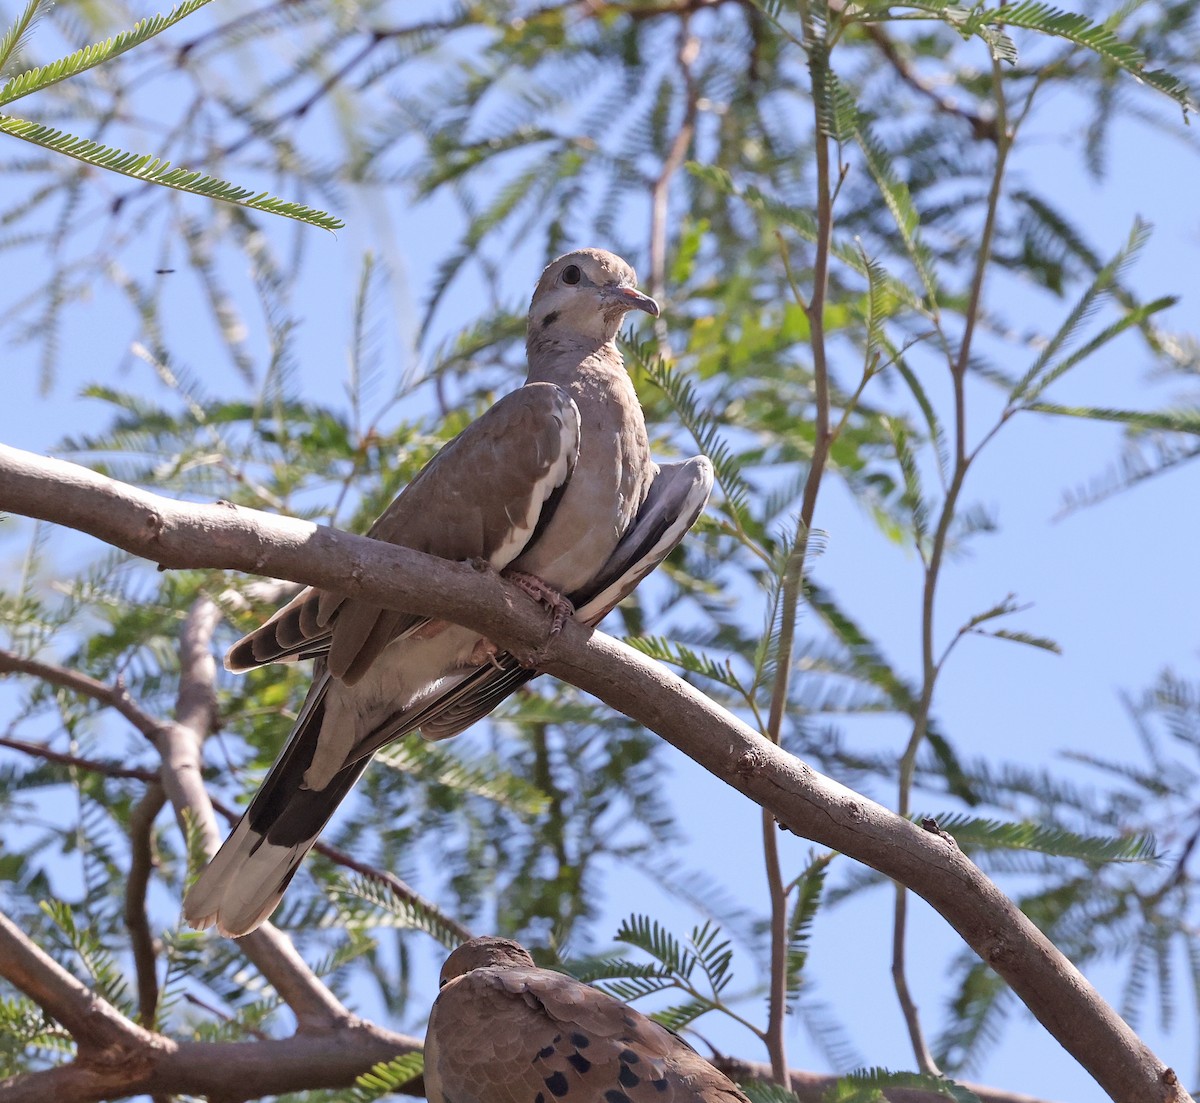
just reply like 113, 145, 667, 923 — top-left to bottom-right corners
524, 335, 623, 386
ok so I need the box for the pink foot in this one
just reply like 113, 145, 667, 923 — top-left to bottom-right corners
503, 570, 575, 636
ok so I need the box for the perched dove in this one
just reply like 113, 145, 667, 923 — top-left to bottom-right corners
184, 249, 713, 937
425, 937, 751, 1103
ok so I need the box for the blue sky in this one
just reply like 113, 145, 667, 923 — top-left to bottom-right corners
3, 7, 1200, 1101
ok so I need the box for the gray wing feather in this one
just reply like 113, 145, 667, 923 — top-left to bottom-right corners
350, 455, 713, 751
224, 383, 580, 682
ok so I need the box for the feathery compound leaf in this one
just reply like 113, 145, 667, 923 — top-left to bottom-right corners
689, 921, 734, 996
884, 416, 929, 547
828, 1068, 981, 1102
351, 1053, 425, 1101
0, 0, 47, 77
1009, 218, 1150, 404
1027, 402, 1200, 434
0, 114, 343, 230
928, 812, 1158, 861
856, 125, 939, 307
785, 852, 833, 1005
740, 1084, 801, 1103
327, 875, 466, 949
626, 635, 743, 691
650, 997, 715, 1032
616, 914, 692, 977
627, 341, 758, 540
38, 900, 133, 1015
978, 3, 1195, 115
686, 164, 933, 319
981, 628, 1062, 654
0, 0, 217, 106
375, 739, 549, 815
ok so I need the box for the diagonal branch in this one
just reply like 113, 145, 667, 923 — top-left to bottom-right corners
0, 912, 154, 1054
714, 1056, 1064, 1103
0, 442, 1191, 1103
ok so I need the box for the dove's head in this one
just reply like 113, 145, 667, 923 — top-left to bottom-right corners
527, 248, 658, 352
439, 936, 535, 986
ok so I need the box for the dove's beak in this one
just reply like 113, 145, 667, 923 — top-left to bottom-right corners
604, 285, 660, 318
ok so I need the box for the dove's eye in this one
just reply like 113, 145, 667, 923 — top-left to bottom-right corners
562, 264, 581, 285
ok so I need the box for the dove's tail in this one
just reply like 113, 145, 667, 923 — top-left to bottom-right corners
183, 685, 369, 938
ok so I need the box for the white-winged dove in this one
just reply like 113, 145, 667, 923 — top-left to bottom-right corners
425, 937, 752, 1103
183, 249, 713, 937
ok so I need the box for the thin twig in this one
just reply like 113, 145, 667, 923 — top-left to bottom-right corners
648, 21, 701, 325
891, 53, 1015, 1076
0, 734, 158, 781
754, 0, 840, 1076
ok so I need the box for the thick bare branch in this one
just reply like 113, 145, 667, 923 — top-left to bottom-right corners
125, 782, 167, 1027
0, 912, 153, 1055
0, 443, 1189, 1103
0, 1014, 420, 1103
154, 596, 351, 1032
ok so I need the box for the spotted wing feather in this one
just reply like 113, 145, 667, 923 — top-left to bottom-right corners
426, 964, 749, 1103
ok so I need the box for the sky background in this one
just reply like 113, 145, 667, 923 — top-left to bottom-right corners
3, 6, 1200, 1102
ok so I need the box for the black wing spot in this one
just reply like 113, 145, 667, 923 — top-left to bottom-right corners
651, 1079, 670, 1093
618, 1065, 640, 1088
605, 1092, 633, 1103
567, 1053, 591, 1074
536, 1094, 546, 1103
545, 1072, 570, 1097
570, 1032, 590, 1048
537, 1045, 556, 1061
618, 1049, 640, 1064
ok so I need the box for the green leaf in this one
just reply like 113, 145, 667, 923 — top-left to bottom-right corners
927, 812, 1158, 861
39, 899, 133, 1015
0, 0, 47, 77
1028, 403, 1200, 434
979, 2, 1195, 115
615, 914, 692, 977
686, 163, 934, 319
981, 628, 1062, 654
325, 875, 466, 950
740, 1083, 801, 1103
827, 1068, 982, 1103
856, 125, 939, 306
785, 852, 833, 1005
884, 416, 928, 547
0, 0, 217, 106
626, 636, 743, 692
375, 739, 549, 816
350, 1053, 425, 1101
0, 113, 343, 230
1009, 218, 1150, 404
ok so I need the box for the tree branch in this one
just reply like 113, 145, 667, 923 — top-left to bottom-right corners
125, 782, 167, 1028
0, 443, 1190, 1103
0, 1007, 421, 1103
0, 912, 154, 1055
714, 1057, 1064, 1103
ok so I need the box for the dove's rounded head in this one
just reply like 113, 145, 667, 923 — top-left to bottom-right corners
528, 248, 659, 348
440, 936, 535, 987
